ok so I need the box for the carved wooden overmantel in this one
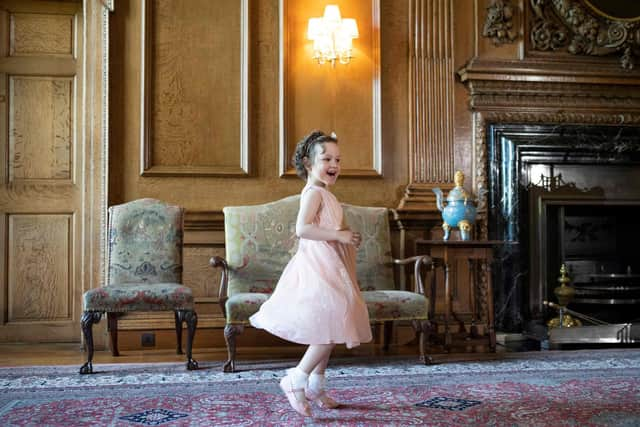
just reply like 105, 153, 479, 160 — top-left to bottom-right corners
529, 0, 640, 70
458, 0, 640, 238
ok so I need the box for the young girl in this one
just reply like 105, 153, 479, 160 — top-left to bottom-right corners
249, 130, 372, 417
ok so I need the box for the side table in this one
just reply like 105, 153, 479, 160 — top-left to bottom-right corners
415, 239, 504, 352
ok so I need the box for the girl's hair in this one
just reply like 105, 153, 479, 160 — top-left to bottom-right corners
292, 130, 338, 180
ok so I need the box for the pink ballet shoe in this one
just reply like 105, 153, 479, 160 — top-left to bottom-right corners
305, 388, 340, 409
280, 375, 312, 417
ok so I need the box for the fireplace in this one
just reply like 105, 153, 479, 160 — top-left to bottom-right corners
486, 124, 640, 337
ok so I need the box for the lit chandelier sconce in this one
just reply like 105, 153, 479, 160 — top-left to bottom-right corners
307, 5, 359, 66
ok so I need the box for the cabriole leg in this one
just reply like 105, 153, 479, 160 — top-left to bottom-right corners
177, 309, 198, 370
80, 311, 103, 374
223, 323, 244, 373
174, 310, 184, 355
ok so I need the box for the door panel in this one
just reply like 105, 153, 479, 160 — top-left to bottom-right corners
0, 0, 82, 342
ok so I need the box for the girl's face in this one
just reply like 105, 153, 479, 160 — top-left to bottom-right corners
307, 142, 340, 187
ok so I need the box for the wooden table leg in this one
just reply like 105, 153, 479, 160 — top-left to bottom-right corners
483, 259, 496, 351
444, 262, 451, 351
468, 258, 479, 338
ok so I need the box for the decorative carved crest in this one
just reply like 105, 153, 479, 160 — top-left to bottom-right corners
483, 0, 518, 45
530, 0, 640, 70
527, 173, 602, 196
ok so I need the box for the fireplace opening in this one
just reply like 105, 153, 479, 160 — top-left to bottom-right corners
545, 203, 640, 325
486, 123, 640, 337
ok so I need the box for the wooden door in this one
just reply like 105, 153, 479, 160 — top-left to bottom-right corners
0, 0, 84, 342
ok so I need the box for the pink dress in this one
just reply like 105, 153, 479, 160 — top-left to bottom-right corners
249, 185, 372, 348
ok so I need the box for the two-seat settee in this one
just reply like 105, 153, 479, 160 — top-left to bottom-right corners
210, 195, 435, 372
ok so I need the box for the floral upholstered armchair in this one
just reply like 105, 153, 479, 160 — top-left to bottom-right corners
210, 195, 435, 373
80, 198, 198, 374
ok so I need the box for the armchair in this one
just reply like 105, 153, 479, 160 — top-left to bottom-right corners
80, 198, 198, 374
210, 195, 435, 372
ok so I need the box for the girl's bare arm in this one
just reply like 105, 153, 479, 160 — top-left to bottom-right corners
296, 190, 356, 245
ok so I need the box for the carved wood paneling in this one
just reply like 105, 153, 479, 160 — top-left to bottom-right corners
182, 211, 224, 318
465, 79, 640, 111
183, 245, 225, 322
482, 0, 518, 45
184, 246, 221, 298
140, 0, 249, 176
528, 0, 640, 70
399, 0, 455, 211
9, 76, 73, 182
10, 12, 74, 57
280, 0, 381, 177
7, 214, 71, 322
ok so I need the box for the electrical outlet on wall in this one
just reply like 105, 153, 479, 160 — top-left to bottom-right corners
141, 332, 155, 347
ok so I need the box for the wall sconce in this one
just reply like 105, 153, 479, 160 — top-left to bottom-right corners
307, 5, 359, 66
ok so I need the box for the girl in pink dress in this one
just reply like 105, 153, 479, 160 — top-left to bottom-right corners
250, 130, 372, 417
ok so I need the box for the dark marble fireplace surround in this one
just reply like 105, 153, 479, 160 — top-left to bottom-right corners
487, 124, 640, 337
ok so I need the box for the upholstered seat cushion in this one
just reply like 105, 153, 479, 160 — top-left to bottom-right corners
83, 283, 194, 312
225, 290, 428, 324
362, 290, 429, 321
225, 292, 270, 324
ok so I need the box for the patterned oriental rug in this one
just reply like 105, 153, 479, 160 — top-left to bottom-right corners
1, 349, 640, 426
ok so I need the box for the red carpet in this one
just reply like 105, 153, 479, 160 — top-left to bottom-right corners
1, 349, 639, 426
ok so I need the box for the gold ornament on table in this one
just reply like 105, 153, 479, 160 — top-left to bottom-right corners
544, 264, 582, 329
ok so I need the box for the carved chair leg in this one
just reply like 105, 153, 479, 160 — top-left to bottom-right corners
382, 321, 393, 351
174, 310, 184, 355
412, 319, 435, 365
176, 309, 198, 370
184, 310, 198, 370
223, 323, 244, 373
107, 313, 119, 357
419, 320, 435, 365
80, 311, 103, 374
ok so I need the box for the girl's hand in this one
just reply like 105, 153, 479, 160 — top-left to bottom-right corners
352, 231, 361, 248
337, 230, 361, 248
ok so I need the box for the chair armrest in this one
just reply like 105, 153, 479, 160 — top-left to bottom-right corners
393, 255, 436, 320
209, 256, 229, 319
393, 255, 432, 294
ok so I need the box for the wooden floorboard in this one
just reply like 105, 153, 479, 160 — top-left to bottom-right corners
0, 340, 521, 368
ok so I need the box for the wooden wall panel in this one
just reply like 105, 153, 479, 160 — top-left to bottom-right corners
183, 245, 225, 325
280, 0, 381, 177
398, 0, 456, 212
9, 76, 73, 182
140, 0, 249, 176
109, 0, 412, 340
110, 0, 408, 213
7, 214, 71, 322
10, 12, 74, 57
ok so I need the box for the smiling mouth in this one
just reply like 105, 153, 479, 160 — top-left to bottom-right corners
327, 171, 337, 177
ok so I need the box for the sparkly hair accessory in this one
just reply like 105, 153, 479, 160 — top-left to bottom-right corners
330, 131, 337, 139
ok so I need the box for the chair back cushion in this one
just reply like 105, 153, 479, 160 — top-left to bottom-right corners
107, 198, 184, 286
343, 204, 395, 291
223, 195, 394, 296
223, 195, 300, 295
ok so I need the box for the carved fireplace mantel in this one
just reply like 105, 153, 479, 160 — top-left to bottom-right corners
458, 44, 640, 235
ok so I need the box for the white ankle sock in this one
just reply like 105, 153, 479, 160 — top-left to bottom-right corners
308, 373, 326, 392
287, 367, 309, 389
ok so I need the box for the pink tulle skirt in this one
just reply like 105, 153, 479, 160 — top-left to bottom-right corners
250, 239, 372, 348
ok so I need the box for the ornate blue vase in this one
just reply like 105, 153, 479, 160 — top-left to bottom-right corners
432, 171, 478, 241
